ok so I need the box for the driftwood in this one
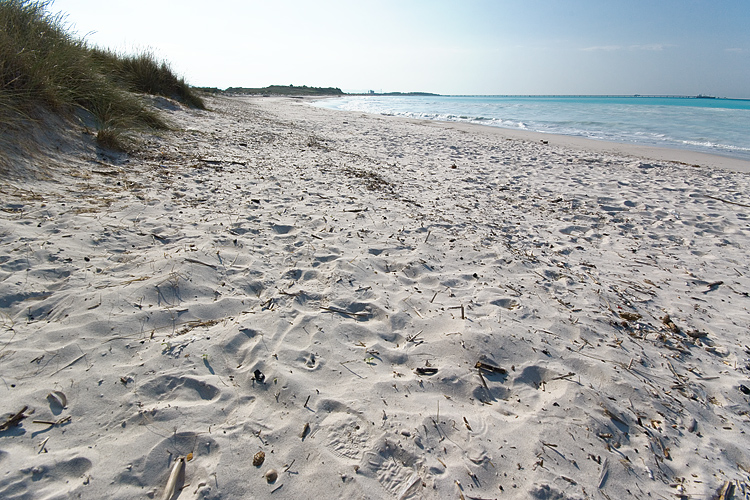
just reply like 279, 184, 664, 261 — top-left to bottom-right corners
475, 361, 507, 375
0, 406, 29, 431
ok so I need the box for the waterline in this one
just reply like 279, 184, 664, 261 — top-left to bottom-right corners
314, 95, 750, 161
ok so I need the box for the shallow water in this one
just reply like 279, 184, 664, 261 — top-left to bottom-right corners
314, 95, 750, 161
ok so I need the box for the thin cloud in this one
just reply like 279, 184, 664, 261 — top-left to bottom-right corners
629, 43, 668, 51
581, 45, 622, 52
582, 43, 671, 52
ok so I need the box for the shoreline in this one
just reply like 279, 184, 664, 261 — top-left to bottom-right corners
432, 119, 750, 173
309, 96, 750, 172
2, 95, 750, 499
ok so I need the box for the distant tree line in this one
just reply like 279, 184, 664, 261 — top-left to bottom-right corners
223, 85, 344, 96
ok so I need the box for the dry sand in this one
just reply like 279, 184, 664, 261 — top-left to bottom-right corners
2, 95, 750, 499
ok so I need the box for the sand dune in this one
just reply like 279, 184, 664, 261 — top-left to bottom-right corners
1, 95, 750, 499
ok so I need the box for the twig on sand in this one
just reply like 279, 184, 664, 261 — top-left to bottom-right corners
716, 481, 735, 500
32, 416, 71, 427
475, 361, 507, 375
455, 480, 466, 500
702, 194, 750, 208
185, 258, 218, 269
38, 436, 50, 453
270, 483, 284, 494
0, 406, 29, 431
448, 304, 465, 319
406, 331, 424, 343
320, 306, 368, 318
477, 368, 490, 392
50, 353, 87, 376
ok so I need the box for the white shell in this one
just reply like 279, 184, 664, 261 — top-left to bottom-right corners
265, 469, 278, 483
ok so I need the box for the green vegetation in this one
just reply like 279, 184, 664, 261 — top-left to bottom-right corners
225, 85, 344, 96
0, 0, 205, 160
90, 49, 206, 110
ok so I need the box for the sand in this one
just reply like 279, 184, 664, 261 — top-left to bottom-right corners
1, 95, 750, 499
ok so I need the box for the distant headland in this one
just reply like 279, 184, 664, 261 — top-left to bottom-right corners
203, 85, 345, 96
195, 86, 440, 97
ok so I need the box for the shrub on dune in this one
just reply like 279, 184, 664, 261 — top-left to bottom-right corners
0, 0, 204, 159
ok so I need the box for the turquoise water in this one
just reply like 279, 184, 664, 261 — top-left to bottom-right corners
314, 96, 750, 161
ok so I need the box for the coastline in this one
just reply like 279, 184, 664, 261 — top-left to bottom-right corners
2, 95, 750, 499
312, 95, 750, 172
421, 118, 750, 173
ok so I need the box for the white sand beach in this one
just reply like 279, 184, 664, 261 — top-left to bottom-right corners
2, 95, 750, 499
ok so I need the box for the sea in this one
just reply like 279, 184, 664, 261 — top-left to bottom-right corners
313, 95, 750, 161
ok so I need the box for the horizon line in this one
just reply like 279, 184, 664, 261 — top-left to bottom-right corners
345, 93, 750, 101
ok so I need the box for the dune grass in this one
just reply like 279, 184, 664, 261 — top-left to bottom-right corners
0, 0, 205, 157
91, 49, 206, 111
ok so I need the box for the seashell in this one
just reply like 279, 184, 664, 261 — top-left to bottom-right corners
265, 468, 278, 483
186, 453, 194, 462
47, 391, 67, 409
161, 456, 185, 500
253, 451, 265, 467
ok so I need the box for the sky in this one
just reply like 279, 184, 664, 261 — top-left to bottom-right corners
51, 0, 750, 98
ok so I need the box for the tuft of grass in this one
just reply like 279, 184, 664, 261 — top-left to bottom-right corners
95, 127, 126, 151
0, 0, 205, 166
91, 49, 206, 110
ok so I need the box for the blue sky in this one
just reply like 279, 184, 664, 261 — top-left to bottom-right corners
52, 0, 750, 97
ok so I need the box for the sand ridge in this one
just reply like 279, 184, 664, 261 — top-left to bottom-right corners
1, 95, 750, 499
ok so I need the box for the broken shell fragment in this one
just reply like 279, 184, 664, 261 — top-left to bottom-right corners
47, 391, 67, 409
265, 468, 278, 483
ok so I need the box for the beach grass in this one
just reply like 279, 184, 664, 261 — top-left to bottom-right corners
90, 49, 206, 111
0, 0, 204, 157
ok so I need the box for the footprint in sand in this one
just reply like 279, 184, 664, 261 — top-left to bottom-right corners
358, 434, 422, 497
138, 375, 220, 404
321, 411, 372, 460
0, 456, 93, 498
